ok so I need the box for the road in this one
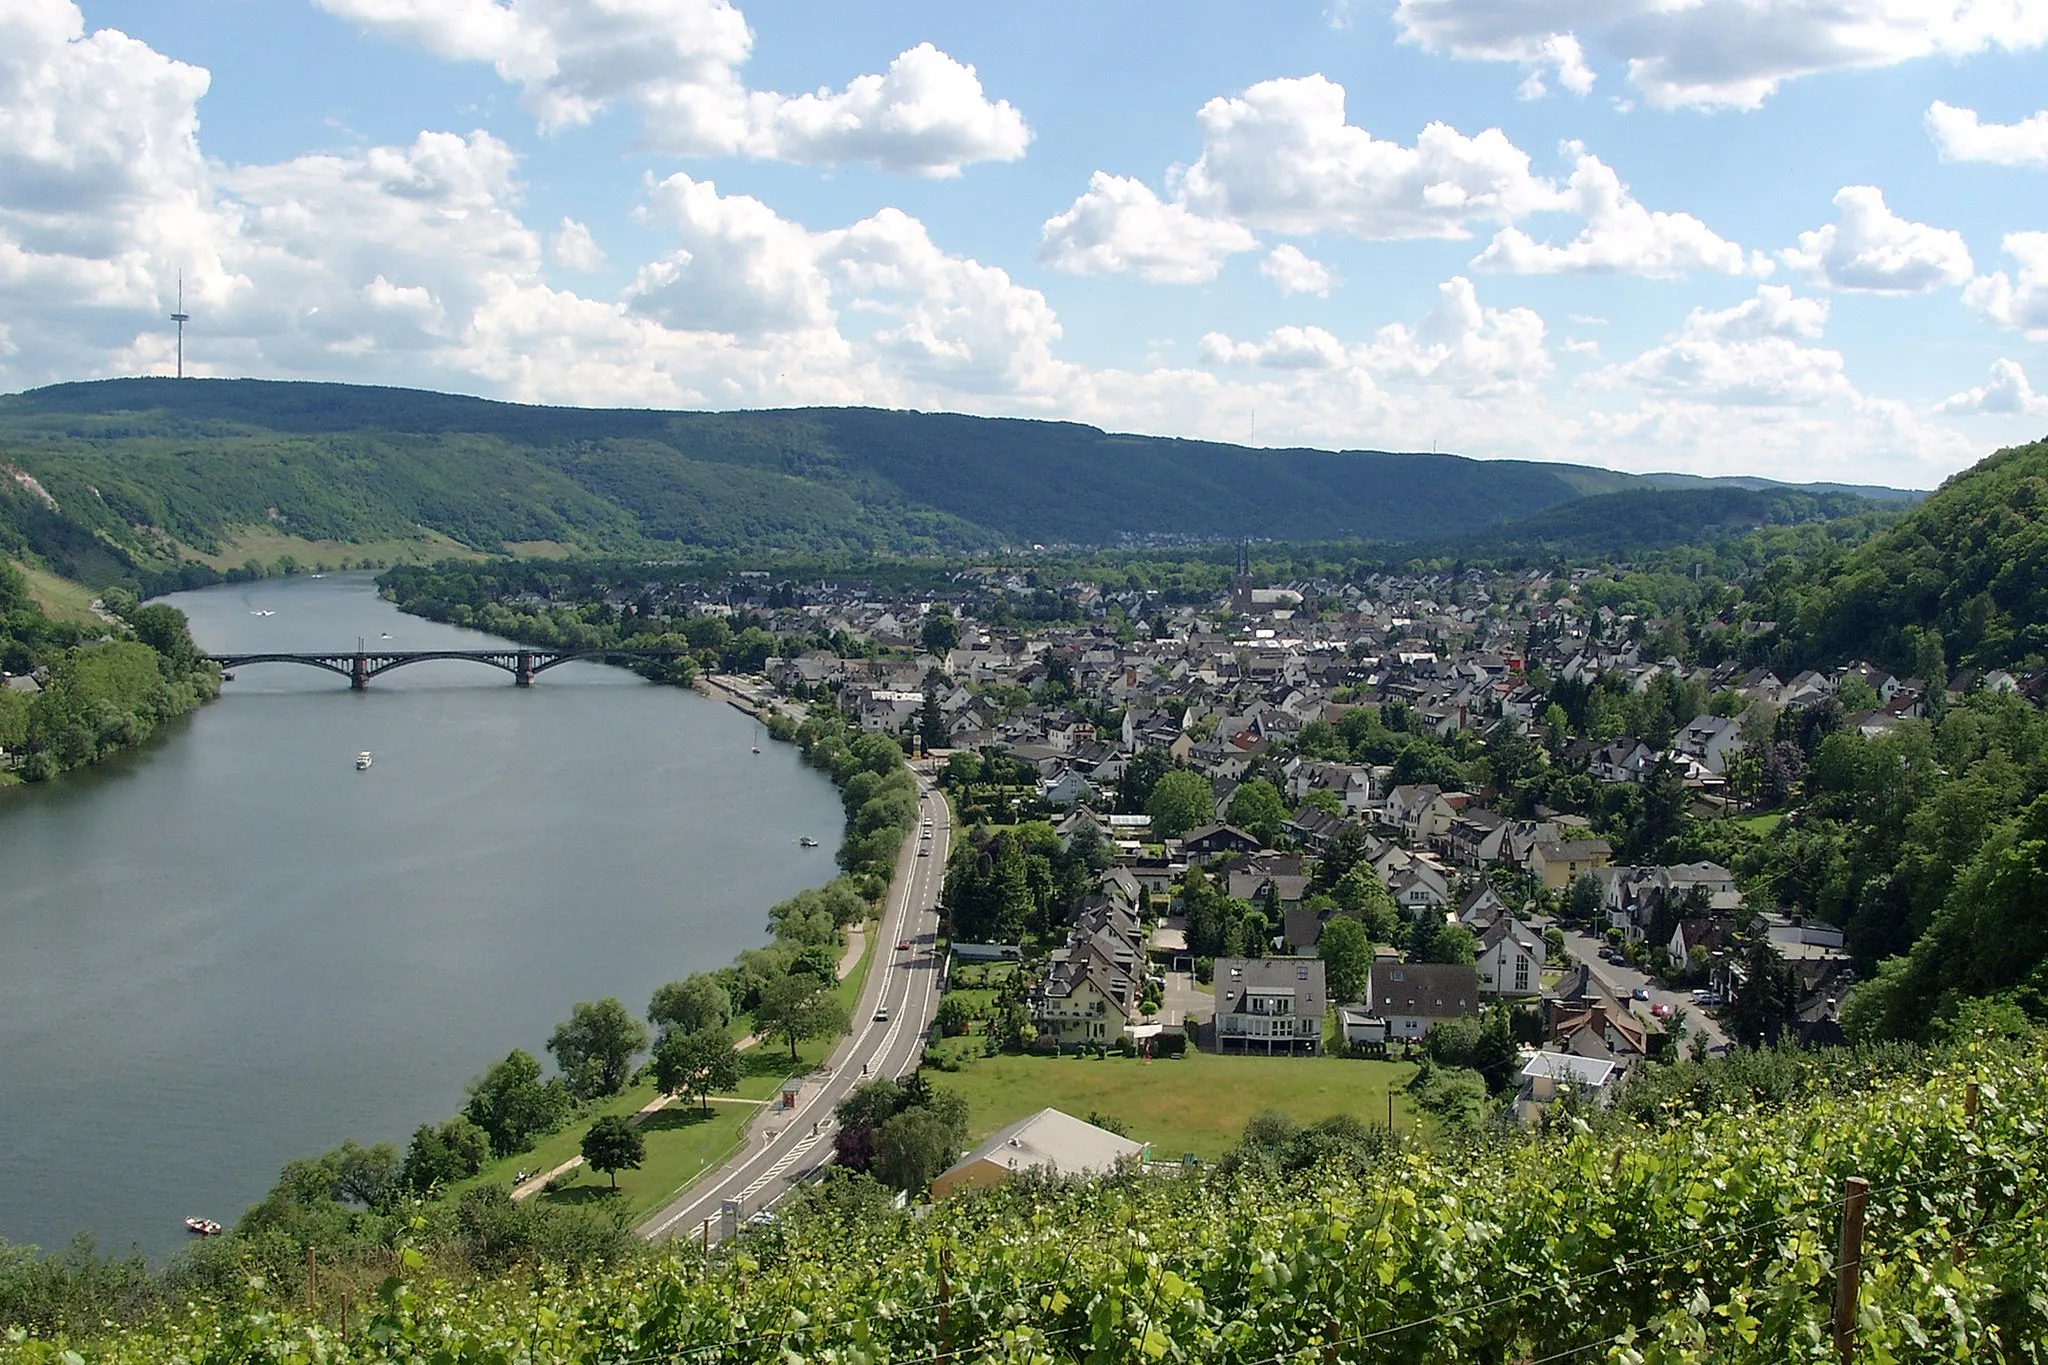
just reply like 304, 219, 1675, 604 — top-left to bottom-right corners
638, 773, 951, 1244
1565, 928, 1730, 1053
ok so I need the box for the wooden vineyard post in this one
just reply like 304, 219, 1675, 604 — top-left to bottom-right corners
1965, 1081, 1980, 1125
1834, 1176, 1870, 1364
937, 1248, 953, 1365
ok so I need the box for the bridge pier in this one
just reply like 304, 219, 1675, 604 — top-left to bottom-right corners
515, 650, 535, 687
351, 654, 369, 690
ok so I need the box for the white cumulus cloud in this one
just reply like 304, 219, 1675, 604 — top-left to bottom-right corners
1203, 275, 1550, 396
1966, 231, 2048, 335
1474, 146, 1759, 276
1780, 186, 1974, 292
313, 1, 1028, 176
549, 218, 606, 271
1393, 0, 2048, 110
1176, 74, 1567, 239
1937, 357, 2048, 415
1683, 285, 1830, 340
1038, 173, 1257, 284
1259, 244, 1333, 296
1926, 101, 2048, 167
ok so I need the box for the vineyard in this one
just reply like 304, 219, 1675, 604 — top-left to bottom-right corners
9, 1038, 2045, 1364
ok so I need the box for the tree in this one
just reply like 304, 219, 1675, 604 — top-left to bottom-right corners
401, 1117, 490, 1194
1147, 769, 1216, 839
1332, 865, 1401, 943
548, 998, 650, 1100
580, 1115, 645, 1189
872, 1107, 958, 1193
920, 608, 960, 656
465, 1049, 574, 1158
653, 1027, 741, 1111
755, 970, 852, 1061
1725, 936, 1802, 1048
1567, 871, 1604, 924
1227, 779, 1289, 846
648, 974, 731, 1037
1118, 747, 1175, 814
1317, 916, 1372, 1004
1423, 922, 1478, 965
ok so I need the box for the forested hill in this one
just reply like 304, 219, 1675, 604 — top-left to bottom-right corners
1782, 436, 2048, 673
1391, 483, 1902, 567
0, 378, 1891, 581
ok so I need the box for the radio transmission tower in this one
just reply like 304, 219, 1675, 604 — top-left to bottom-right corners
169, 271, 191, 378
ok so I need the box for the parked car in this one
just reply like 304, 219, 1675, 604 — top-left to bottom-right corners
1631, 986, 1651, 1001
1690, 988, 1719, 1005
1651, 1003, 1673, 1019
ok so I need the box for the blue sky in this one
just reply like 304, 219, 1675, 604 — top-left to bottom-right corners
5, 0, 2046, 487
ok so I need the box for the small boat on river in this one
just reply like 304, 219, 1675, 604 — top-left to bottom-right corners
356, 751, 373, 771
184, 1217, 223, 1236
798, 836, 819, 848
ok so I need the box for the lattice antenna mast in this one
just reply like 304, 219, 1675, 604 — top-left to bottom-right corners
169, 271, 191, 379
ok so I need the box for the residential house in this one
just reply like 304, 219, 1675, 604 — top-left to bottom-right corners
1674, 713, 1747, 775
1181, 824, 1264, 857
1513, 1052, 1618, 1125
1584, 738, 1655, 784
1529, 838, 1613, 891
1367, 962, 1479, 1040
929, 1108, 1144, 1200
1475, 915, 1547, 997
1212, 957, 1328, 1055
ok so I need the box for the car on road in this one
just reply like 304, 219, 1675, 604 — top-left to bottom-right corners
1631, 986, 1651, 1001
918, 848, 930, 857
898, 938, 911, 951
1691, 989, 1722, 1006
1651, 1003, 1673, 1019
873, 1005, 890, 1021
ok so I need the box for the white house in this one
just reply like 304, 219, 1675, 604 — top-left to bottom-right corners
1474, 915, 1547, 997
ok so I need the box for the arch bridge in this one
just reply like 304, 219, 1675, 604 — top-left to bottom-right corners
203, 647, 692, 690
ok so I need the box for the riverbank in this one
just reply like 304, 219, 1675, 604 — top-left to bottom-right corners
0, 574, 846, 1267
0, 563, 220, 790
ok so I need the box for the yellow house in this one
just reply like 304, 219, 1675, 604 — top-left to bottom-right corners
1530, 838, 1612, 891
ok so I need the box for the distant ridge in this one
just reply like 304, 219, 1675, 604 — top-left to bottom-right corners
0, 378, 1912, 581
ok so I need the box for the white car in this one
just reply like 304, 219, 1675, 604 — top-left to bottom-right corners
873, 1005, 890, 1022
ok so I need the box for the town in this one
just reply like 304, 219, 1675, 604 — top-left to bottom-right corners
397, 548, 1989, 1143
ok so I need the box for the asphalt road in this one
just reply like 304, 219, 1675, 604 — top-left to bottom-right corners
1565, 928, 1730, 1053
638, 775, 951, 1244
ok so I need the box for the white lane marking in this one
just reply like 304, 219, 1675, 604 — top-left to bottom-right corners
643, 788, 950, 1241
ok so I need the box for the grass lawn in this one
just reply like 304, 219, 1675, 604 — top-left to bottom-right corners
1736, 812, 1786, 834
10, 558, 106, 626
184, 525, 480, 571
533, 1099, 758, 1223
924, 1045, 1419, 1162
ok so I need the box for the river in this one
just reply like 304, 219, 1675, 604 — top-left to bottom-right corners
0, 574, 844, 1259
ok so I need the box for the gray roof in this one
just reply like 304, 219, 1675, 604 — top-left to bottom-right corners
1368, 962, 1479, 1019
1213, 956, 1328, 1016
943, 1108, 1144, 1182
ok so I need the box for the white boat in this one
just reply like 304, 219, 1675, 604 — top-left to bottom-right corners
184, 1217, 223, 1236
798, 836, 819, 848
751, 743, 761, 754
356, 751, 373, 771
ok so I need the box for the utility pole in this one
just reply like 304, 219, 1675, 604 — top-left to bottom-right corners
169, 271, 191, 378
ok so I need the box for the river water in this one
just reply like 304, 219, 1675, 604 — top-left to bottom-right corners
0, 574, 843, 1258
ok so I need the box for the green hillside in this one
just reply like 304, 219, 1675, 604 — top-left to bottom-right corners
1785, 438, 2048, 672
1401, 483, 1899, 566
0, 378, 1656, 579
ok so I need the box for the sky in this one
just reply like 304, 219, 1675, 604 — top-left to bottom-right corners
3, 1, 2047, 488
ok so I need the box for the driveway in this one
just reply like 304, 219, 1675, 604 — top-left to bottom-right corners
1564, 928, 1730, 1053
